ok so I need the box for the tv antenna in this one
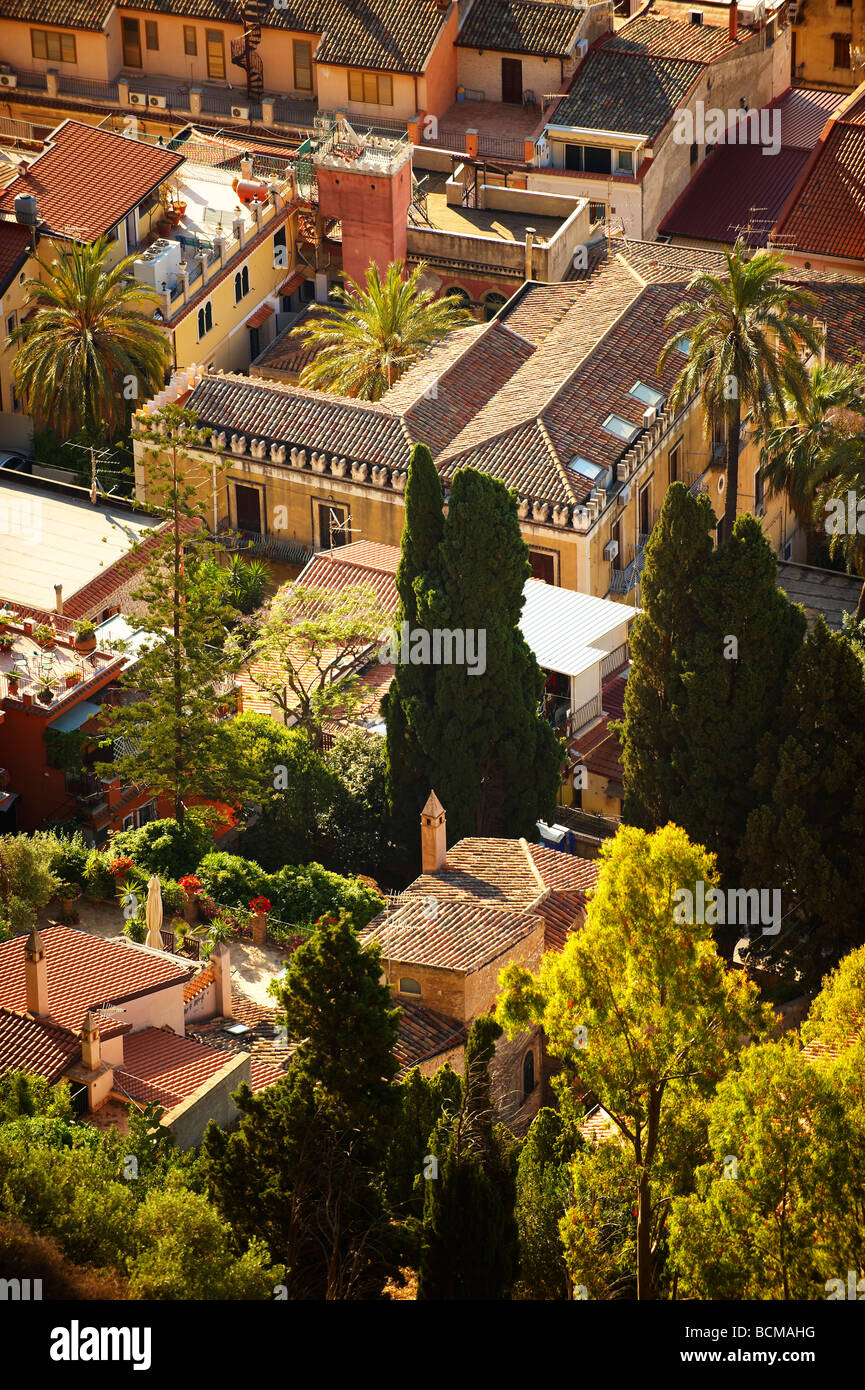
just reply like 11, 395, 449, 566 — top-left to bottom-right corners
65, 441, 119, 503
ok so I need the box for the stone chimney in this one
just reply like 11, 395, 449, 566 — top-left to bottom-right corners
80, 1010, 101, 1071
421, 791, 447, 873
729, 2, 738, 42
54, 584, 63, 616
210, 941, 232, 1019
24, 928, 50, 1017
525, 228, 535, 280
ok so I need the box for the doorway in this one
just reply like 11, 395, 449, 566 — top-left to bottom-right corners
317, 502, 349, 550
235, 483, 262, 534
501, 57, 523, 104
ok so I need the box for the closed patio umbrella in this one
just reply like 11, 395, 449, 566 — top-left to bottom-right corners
145, 874, 164, 950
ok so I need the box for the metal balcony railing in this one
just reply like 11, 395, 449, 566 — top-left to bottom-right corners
571, 692, 602, 734
601, 642, 630, 682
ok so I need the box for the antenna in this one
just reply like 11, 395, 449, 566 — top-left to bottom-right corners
65, 441, 121, 503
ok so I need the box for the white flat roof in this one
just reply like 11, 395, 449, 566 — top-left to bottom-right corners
520, 578, 637, 677
0, 476, 160, 612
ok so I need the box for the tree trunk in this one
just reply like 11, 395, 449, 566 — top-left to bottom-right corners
173, 446, 184, 828
723, 402, 742, 540
855, 576, 865, 625
636, 1167, 652, 1300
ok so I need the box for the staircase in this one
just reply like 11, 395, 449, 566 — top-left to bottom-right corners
230, 0, 264, 104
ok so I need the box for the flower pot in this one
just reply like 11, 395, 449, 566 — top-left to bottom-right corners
6, 677, 18, 696
37, 688, 53, 704
251, 911, 268, 945
183, 896, 199, 926
60, 895, 79, 916
65, 672, 78, 688
75, 634, 96, 654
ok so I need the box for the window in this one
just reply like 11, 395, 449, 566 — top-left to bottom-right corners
137, 800, 157, 827
197, 301, 213, 338
602, 412, 640, 443
629, 381, 665, 409
273, 225, 287, 269
31, 29, 77, 63
674, 336, 691, 356
529, 549, 556, 584
294, 39, 312, 91
184, 26, 198, 56
206, 30, 226, 80
669, 440, 683, 484
121, 16, 141, 68
317, 502, 349, 549
122, 813, 135, 832
398, 978, 422, 995
616, 148, 634, 174
348, 70, 393, 105
145, 20, 159, 50
483, 291, 506, 321
833, 34, 851, 68
234, 265, 249, 302
639, 481, 651, 539
754, 466, 765, 515
609, 518, 623, 570
690, 140, 699, 166
522, 1049, 536, 1101
5, 312, 17, 338
566, 144, 612, 174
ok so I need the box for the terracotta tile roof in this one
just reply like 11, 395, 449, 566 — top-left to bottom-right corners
457, 0, 584, 58
602, 669, 628, 718
0, 121, 184, 243
187, 993, 295, 1071
116, 1025, 281, 1108
658, 145, 811, 248
773, 117, 865, 264
776, 559, 865, 631
550, 50, 704, 141
0, 0, 113, 28
780, 274, 865, 366
295, 544, 399, 613
772, 87, 849, 151
528, 843, 600, 894
364, 896, 544, 972
394, 999, 467, 1078
533, 891, 587, 952
182, 965, 214, 1003
309, 0, 453, 73
0, 221, 31, 297
63, 517, 195, 621
0, 1006, 80, 1084
0, 926, 192, 1036
605, 12, 748, 63
246, 303, 275, 330
331, 540, 400, 574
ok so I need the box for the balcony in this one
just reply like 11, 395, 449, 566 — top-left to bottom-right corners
571, 692, 603, 735
687, 469, 710, 497
601, 641, 630, 682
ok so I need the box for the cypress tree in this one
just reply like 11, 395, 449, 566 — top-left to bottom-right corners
742, 617, 865, 970
668, 514, 806, 880
382, 442, 444, 849
619, 482, 715, 829
423, 468, 561, 841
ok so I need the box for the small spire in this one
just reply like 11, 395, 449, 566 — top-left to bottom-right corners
422, 789, 445, 819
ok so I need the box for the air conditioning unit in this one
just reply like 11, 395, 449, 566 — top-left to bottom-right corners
642, 406, 658, 428
687, 8, 704, 24
132, 238, 182, 290
576, 38, 588, 58
231, 104, 250, 120
148, 93, 167, 109
0, 73, 18, 89
129, 92, 146, 105
604, 539, 619, 562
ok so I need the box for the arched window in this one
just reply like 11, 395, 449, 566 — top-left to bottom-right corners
235, 266, 249, 302
197, 306, 205, 338
197, 301, 212, 339
483, 291, 506, 322
445, 286, 472, 312
234, 271, 242, 302
399, 977, 422, 995
522, 1048, 535, 1100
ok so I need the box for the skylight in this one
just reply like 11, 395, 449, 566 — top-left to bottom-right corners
629, 381, 665, 409
602, 414, 640, 444
568, 455, 606, 480
675, 336, 691, 355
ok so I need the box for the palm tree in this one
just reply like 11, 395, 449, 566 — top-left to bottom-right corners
226, 553, 271, 614
659, 238, 823, 538
11, 235, 171, 441
761, 361, 865, 526
294, 259, 473, 401
814, 430, 865, 622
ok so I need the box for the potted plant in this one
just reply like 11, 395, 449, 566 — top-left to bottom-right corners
249, 895, 272, 946
37, 675, 54, 704
74, 620, 97, 655
179, 873, 202, 925
6, 673, 19, 696
0, 632, 13, 652
34, 623, 55, 649
55, 879, 81, 917
108, 854, 133, 886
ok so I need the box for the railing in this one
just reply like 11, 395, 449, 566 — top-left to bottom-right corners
477, 134, 526, 161
601, 642, 630, 682
9, 68, 48, 91
58, 74, 119, 102
571, 692, 602, 734
217, 524, 313, 565
422, 127, 468, 152
273, 96, 319, 128
687, 469, 709, 497
608, 563, 636, 596
160, 927, 203, 960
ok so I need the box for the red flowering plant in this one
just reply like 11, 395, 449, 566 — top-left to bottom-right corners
108, 856, 133, 877
179, 874, 202, 895
250, 896, 272, 915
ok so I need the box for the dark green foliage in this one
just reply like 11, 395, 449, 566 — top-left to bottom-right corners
385, 452, 560, 849
196, 851, 272, 909
195, 852, 383, 928
203, 914, 403, 1298
668, 515, 806, 880
0, 1072, 73, 1125
45, 831, 90, 892
320, 727, 388, 874
418, 1016, 520, 1300
618, 483, 715, 829
515, 1107, 582, 1299
225, 713, 337, 869
742, 618, 865, 970
109, 813, 213, 880
384, 1064, 462, 1217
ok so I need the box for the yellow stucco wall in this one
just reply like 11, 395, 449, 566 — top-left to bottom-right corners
792, 2, 864, 91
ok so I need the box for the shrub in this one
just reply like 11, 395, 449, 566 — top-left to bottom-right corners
109, 813, 213, 879
195, 852, 271, 910
123, 915, 147, 944
0, 834, 60, 935
82, 850, 115, 901
268, 862, 383, 931
46, 832, 90, 892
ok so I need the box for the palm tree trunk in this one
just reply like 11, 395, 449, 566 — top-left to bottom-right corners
723, 403, 742, 540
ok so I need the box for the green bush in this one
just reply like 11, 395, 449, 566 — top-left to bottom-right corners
268, 862, 383, 930
195, 852, 270, 909
109, 813, 213, 879
82, 850, 115, 901
46, 832, 90, 892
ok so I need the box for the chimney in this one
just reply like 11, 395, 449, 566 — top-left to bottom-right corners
729, 2, 738, 41
24, 928, 50, 1017
54, 584, 63, 616
525, 227, 535, 280
80, 1010, 101, 1071
421, 790, 447, 873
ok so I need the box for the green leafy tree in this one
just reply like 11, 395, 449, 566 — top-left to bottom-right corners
10, 235, 170, 441
0, 833, 60, 938
742, 619, 865, 973
668, 515, 806, 881
295, 260, 472, 399
203, 914, 403, 1298
319, 727, 389, 874
97, 406, 238, 825
668, 1040, 862, 1300
815, 428, 865, 622
108, 812, 213, 879
383, 442, 446, 848
659, 239, 822, 538
127, 1187, 279, 1300
248, 582, 387, 751
497, 823, 767, 1299
418, 1016, 520, 1300
0, 1072, 73, 1124
515, 1107, 583, 1300
802, 942, 865, 1053
617, 483, 715, 830
761, 360, 865, 529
